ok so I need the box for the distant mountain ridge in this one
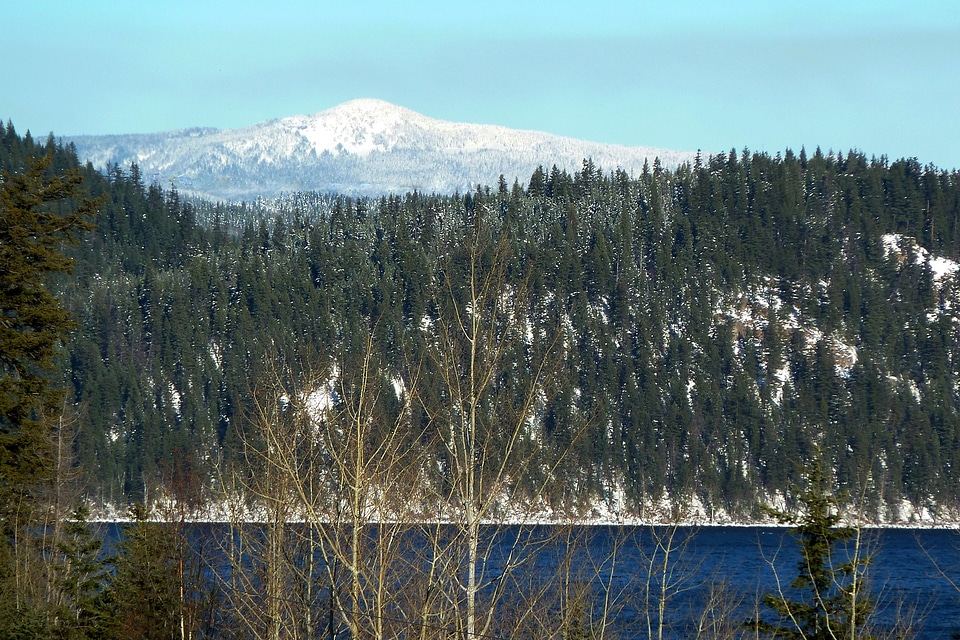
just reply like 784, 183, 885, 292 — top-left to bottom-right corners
64, 99, 697, 200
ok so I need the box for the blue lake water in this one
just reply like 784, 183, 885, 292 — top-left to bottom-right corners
477, 525, 960, 638
617, 526, 960, 639
105, 523, 960, 638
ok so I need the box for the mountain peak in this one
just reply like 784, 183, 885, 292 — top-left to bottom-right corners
286, 98, 431, 157
319, 98, 419, 119
66, 101, 697, 200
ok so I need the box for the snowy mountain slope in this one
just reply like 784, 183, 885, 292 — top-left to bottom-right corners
64, 99, 697, 200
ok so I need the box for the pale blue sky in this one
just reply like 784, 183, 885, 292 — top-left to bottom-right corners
4, 0, 958, 169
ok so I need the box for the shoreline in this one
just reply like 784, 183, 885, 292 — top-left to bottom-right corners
86, 494, 960, 529
88, 514, 960, 530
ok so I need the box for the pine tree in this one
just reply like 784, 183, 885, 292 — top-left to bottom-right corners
56, 502, 107, 639
747, 460, 874, 639
98, 503, 179, 640
0, 154, 97, 506
0, 152, 98, 636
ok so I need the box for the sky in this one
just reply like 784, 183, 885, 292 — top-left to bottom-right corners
4, 0, 959, 169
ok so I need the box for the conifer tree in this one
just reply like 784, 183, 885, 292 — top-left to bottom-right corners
0, 152, 97, 635
56, 502, 107, 639
747, 460, 874, 639
0, 154, 97, 509
99, 503, 179, 640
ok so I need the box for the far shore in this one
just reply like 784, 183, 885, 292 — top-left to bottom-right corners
87, 512, 960, 529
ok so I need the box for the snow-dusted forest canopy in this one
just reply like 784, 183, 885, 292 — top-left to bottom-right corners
2, 121, 950, 522
7, 118, 960, 639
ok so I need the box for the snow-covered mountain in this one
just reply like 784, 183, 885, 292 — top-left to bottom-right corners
64, 99, 696, 201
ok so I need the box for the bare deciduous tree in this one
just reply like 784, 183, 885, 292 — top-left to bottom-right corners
416, 197, 577, 639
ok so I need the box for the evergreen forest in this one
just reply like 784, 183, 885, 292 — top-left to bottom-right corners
7, 119, 960, 638
3, 123, 960, 521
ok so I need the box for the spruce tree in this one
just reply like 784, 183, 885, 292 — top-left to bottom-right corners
747, 460, 874, 639
98, 504, 179, 640
0, 154, 97, 510
0, 152, 97, 635
56, 502, 107, 639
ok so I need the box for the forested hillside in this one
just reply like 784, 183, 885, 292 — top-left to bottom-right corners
5, 122, 960, 521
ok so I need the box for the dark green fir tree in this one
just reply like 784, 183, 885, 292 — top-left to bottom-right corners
747, 460, 874, 639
